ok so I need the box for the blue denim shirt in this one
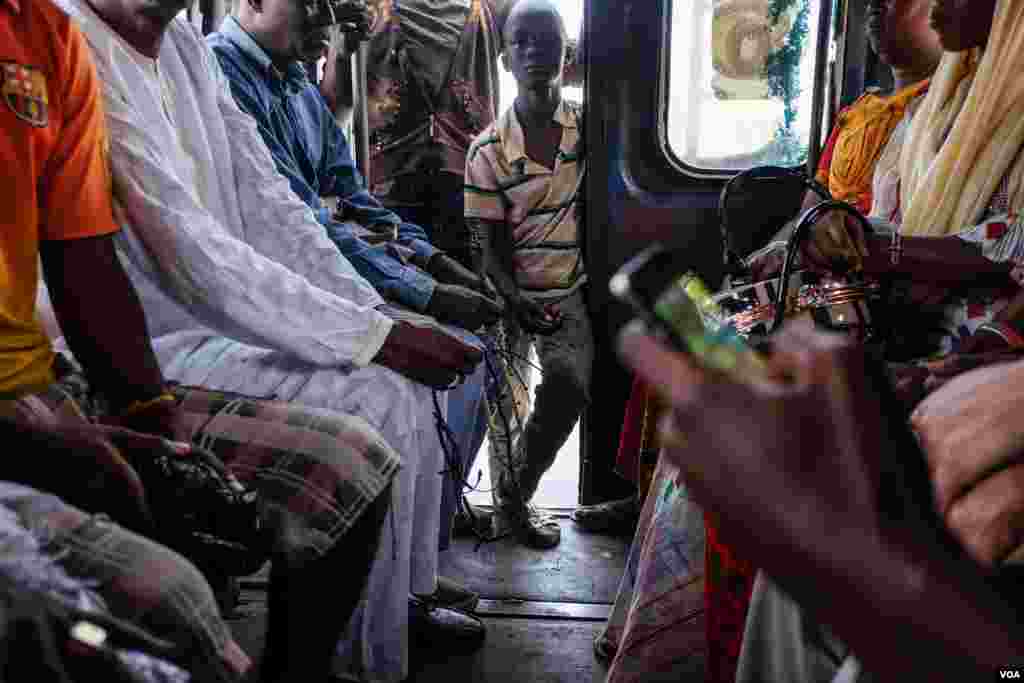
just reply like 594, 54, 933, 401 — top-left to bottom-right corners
208, 17, 437, 311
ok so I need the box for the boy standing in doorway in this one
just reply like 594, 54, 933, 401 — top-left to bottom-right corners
465, 0, 592, 549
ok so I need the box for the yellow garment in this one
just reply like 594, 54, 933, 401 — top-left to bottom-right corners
821, 80, 930, 209
899, 0, 1024, 236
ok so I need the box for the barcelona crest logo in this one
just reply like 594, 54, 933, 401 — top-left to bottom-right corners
1, 62, 48, 128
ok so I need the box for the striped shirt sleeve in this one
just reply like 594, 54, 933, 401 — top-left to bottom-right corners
464, 133, 506, 222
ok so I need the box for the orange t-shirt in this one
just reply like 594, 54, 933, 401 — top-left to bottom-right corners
0, 0, 118, 396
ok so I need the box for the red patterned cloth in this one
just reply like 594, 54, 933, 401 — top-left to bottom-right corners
614, 377, 648, 484
704, 511, 757, 683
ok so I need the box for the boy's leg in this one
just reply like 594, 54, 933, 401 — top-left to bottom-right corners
493, 291, 594, 548
516, 290, 593, 497
487, 321, 533, 531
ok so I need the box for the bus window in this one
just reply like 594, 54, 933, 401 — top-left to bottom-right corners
666, 0, 831, 172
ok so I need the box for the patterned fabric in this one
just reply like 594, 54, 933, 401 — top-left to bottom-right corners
597, 460, 707, 682
1, 364, 402, 566
871, 124, 1024, 356
814, 80, 930, 214
170, 386, 402, 562
613, 378, 661, 506
465, 100, 587, 299
364, 0, 502, 186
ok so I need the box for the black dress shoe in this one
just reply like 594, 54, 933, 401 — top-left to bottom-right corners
414, 576, 479, 612
408, 596, 485, 651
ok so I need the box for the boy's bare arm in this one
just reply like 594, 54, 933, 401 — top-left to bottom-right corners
467, 217, 559, 333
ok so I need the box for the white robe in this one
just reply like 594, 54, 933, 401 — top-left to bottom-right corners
55, 3, 443, 680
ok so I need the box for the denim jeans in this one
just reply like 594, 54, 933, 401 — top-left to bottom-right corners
437, 358, 489, 551
0, 482, 248, 681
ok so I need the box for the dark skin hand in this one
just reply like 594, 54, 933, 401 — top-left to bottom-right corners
39, 234, 181, 439
797, 209, 1015, 285
427, 283, 504, 331
470, 217, 561, 335
889, 325, 1011, 405
619, 323, 1024, 681
2, 418, 153, 534
427, 253, 493, 295
373, 320, 483, 388
911, 358, 1024, 567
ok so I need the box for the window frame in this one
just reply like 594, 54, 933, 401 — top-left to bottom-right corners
655, 0, 837, 182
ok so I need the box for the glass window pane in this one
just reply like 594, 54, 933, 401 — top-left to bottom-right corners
666, 0, 824, 171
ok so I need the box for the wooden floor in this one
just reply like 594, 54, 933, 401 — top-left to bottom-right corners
227, 513, 630, 682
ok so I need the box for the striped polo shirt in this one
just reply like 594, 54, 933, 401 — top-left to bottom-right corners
464, 99, 586, 300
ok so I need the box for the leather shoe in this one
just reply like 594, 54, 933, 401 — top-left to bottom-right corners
493, 503, 561, 549
571, 495, 640, 535
408, 597, 485, 651
412, 576, 479, 612
438, 576, 480, 612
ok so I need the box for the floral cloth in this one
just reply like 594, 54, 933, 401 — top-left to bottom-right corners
364, 0, 502, 188
597, 460, 706, 682
871, 115, 1024, 357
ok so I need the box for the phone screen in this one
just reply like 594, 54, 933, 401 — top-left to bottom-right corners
655, 271, 769, 378
612, 246, 768, 380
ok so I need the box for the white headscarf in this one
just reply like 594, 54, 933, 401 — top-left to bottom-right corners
898, 0, 1024, 236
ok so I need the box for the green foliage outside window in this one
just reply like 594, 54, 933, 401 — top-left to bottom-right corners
764, 0, 810, 165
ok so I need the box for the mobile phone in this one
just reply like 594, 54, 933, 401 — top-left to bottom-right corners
610, 244, 766, 379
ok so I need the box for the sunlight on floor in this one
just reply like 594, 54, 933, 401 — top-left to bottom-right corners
465, 350, 582, 510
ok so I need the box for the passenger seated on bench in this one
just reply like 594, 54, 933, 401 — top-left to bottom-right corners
209, 0, 494, 637
1, 1, 401, 680
53, 0, 485, 680
795, 0, 1024, 381
737, 0, 1024, 678
208, 1, 501, 333
746, 0, 942, 280
618, 322, 1024, 682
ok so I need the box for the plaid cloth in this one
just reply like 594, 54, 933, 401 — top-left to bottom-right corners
1, 360, 402, 565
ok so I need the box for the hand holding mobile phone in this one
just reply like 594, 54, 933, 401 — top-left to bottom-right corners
611, 245, 769, 380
